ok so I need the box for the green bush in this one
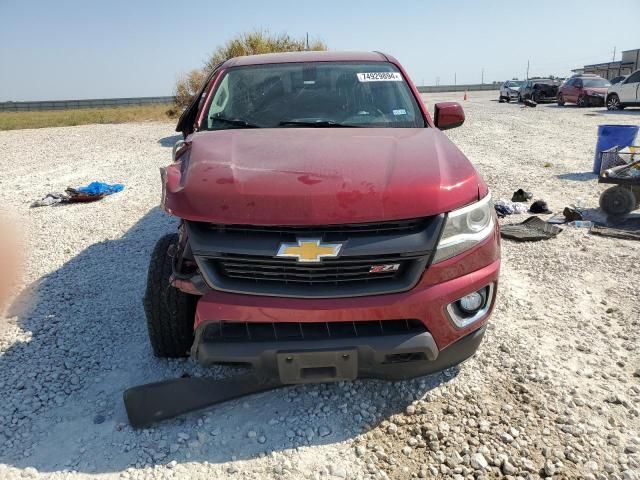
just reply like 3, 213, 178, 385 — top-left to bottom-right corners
173, 30, 326, 111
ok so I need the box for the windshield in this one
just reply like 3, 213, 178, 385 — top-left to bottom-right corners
505, 81, 522, 87
582, 78, 611, 87
202, 62, 426, 130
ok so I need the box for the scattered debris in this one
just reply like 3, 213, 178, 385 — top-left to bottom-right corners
566, 220, 593, 228
511, 188, 533, 202
591, 217, 640, 241
563, 206, 583, 222
30, 181, 124, 208
494, 199, 528, 217
30, 192, 68, 208
500, 216, 563, 242
529, 200, 552, 214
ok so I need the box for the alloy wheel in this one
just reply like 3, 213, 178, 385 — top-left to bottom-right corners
606, 95, 620, 111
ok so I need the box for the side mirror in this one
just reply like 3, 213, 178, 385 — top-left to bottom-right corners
434, 102, 465, 130
172, 139, 186, 162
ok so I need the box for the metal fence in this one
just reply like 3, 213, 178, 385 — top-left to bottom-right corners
0, 96, 174, 112
417, 84, 499, 93
0, 84, 499, 112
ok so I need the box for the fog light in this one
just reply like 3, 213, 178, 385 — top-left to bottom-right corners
446, 284, 494, 329
458, 292, 484, 313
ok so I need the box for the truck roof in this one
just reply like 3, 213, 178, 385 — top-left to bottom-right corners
222, 51, 393, 68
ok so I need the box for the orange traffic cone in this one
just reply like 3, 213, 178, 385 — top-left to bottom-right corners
463, 90, 468, 101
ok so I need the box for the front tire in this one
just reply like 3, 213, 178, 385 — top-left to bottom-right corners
557, 93, 565, 106
599, 186, 636, 216
577, 95, 588, 108
143, 234, 197, 358
499, 95, 505, 103
606, 94, 623, 111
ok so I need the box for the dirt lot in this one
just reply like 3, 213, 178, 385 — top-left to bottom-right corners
0, 91, 639, 480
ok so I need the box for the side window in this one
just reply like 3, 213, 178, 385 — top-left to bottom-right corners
625, 71, 640, 84
574, 79, 583, 88
566, 79, 575, 86
209, 75, 229, 116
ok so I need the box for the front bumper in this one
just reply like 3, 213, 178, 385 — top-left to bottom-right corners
193, 323, 487, 382
586, 94, 605, 106
190, 232, 500, 380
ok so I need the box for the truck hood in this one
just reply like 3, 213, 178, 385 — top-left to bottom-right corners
163, 128, 482, 224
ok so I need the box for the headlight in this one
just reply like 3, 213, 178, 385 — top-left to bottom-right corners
433, 194, 494, 263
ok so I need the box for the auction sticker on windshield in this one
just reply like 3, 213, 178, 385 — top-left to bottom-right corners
357, 72, 403, 82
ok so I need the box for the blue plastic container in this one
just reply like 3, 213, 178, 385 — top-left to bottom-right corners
593, 124, 639, 174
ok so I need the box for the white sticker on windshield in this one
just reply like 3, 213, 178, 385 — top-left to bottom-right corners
357, 72, 403, 82
392, 109, 407, 116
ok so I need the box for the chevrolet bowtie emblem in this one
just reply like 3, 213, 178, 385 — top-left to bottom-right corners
276, 238, 342, 263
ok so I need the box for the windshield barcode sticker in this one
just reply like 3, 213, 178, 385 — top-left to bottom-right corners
357, 72, 403, 82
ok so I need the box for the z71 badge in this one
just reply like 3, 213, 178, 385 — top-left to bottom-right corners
369, 264, 400, 273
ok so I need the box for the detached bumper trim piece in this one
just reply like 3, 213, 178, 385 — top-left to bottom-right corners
192, 324, 486, 381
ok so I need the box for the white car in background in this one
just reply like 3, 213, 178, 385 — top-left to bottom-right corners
499, 80, 522, 103
606, 69, 640, 110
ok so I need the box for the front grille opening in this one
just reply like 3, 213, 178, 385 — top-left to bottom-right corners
202, 320, 426, 343
208, 218, 427, 240
211, 253, 424, 287
383, 352, 427, 364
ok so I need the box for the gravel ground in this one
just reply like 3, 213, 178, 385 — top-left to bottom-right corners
0, 91, 639, 479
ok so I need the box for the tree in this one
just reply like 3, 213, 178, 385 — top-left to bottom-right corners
172, 30, 327, 112
172, 69, 207, 115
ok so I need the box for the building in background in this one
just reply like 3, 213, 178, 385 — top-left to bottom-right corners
572, 48, 639, 79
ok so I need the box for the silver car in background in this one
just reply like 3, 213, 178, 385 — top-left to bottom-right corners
499, 80, 523, 103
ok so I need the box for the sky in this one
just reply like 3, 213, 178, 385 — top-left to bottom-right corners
1, 0, 639, 101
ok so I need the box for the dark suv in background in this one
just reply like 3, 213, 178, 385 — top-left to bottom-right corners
518, 79, 559, 103
557, 74, 611, 107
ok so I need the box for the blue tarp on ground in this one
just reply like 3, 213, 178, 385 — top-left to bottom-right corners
75, 182, 124, 196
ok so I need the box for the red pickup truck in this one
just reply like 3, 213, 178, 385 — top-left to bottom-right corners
147, 51, 500, 384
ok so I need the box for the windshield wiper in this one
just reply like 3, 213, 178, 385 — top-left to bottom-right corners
278, 120, 357, 128
210, 117, 260, 129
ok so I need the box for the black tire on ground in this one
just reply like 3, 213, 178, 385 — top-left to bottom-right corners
499, 96, 505, 103
518, 94, 523, 103
557, 93, 565, 106
143, 233, 197, 358
599, 186, 636, 216
606, 94, 624, 111
577, 95, 587, 108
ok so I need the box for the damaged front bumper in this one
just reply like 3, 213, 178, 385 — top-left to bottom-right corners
192, 322, 487, 383
585, 94, 605, 106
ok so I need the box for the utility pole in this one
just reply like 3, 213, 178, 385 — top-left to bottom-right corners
612, 46, 616, 62
454, 72, 457, 86
305, 32, 309, 50
481, 68, 484, 84
526, 60, 530, 80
